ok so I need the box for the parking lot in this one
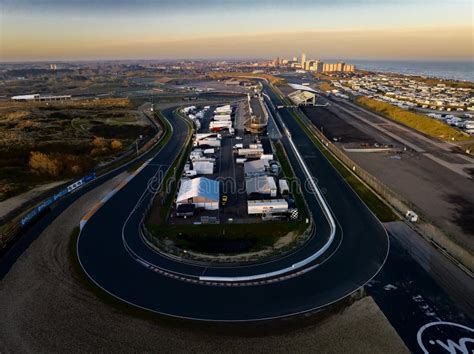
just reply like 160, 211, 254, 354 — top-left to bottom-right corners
169, 101, 289, 225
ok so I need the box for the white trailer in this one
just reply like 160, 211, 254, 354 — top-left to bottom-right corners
260, 154, 274, 161
249, 143, 263, 149
196, 133, 221, 141
237, 148, 264, 158
192, 161, 214, 175
247, 199, 288, 215
215, 105, 231, 112
213, 115, 231, 121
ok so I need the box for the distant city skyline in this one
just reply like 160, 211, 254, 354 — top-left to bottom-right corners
1, 0, 473, 61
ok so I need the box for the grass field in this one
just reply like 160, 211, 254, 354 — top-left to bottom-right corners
273, 142, 308, 219
356, 96, 470, 142
148, 221, 306, 254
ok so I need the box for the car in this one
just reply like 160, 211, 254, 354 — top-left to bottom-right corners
235, 136, 243, 140
221, 195, 228, 206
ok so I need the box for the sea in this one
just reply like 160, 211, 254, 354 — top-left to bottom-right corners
347, 60, 474, 82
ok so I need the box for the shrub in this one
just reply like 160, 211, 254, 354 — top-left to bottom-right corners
92, 136, 106, 148
110, 139, 123, 150
29, 151, 62, 177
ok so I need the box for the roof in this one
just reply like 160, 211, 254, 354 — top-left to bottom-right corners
177, 177, 219, 203
288, 83, 318, 93
288, 90, 316, 105
246, 176, 276, 195
244, 159, 269, 175
250, 96, 264, 118
11, 94, 39, 100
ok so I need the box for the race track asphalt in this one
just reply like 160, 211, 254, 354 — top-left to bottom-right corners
76, 95, 390, 321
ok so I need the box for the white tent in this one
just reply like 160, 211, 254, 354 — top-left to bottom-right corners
176, 177, 220, 210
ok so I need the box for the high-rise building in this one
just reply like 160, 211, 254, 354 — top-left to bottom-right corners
343, 64, 356, 72
315, 60, 323, 73
301, 53, 306, 68
305, 60, 315, 71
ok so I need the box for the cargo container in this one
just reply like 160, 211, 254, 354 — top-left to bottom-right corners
247, 199, 288, 215
210, 121, 232, 128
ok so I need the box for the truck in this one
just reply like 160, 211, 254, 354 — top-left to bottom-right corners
247, 199, 288, 215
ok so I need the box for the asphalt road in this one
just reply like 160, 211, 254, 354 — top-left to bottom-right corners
76, 89, 389, 320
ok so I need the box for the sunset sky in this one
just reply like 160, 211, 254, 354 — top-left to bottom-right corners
1, 0, 473, 61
